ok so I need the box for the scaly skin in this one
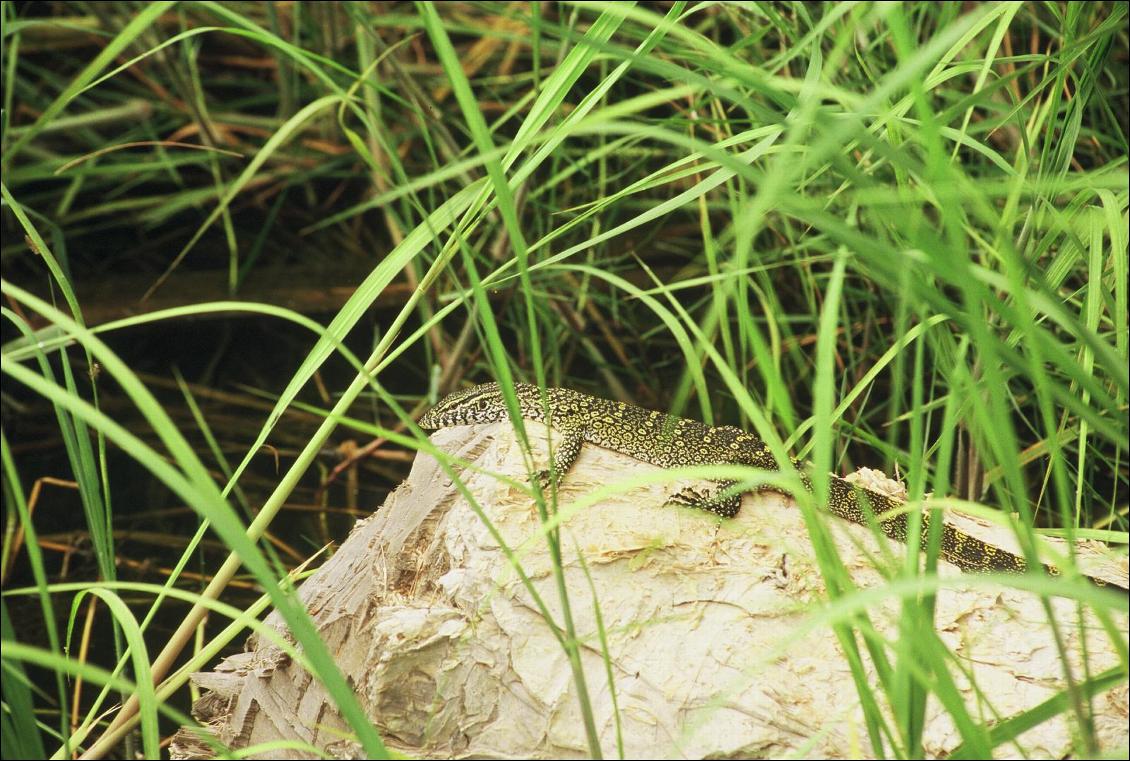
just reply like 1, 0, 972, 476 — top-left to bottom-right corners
420, 382, 1124, 590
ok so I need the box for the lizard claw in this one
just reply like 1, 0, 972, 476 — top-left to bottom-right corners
533, 469, 555, 493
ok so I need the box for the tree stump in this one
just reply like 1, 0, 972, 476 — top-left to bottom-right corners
173, 422, 1129, 759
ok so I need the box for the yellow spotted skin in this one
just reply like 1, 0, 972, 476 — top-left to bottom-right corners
420, 382, 1124, 590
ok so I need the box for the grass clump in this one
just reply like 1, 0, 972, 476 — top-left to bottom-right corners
1, 2, 1126, 758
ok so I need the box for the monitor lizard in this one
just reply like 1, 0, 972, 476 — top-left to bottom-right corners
419, 381, 1126, 591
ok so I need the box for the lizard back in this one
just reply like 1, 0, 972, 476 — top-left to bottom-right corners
421, 382, 774, 468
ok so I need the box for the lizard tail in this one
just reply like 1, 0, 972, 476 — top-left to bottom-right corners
826, 477, 1126, 591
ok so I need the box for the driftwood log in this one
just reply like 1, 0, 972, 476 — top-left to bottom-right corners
173, 422, 1129, 759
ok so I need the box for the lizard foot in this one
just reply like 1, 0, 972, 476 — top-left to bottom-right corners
532, 469, 553, 492
666, 486, 741, 518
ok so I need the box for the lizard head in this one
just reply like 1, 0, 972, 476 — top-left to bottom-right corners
419, 381, 557, 430
418, 382, 511, 429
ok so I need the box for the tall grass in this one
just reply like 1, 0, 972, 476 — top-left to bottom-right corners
2, 2, 1127, 758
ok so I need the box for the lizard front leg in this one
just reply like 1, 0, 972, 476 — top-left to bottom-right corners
534, 423, 586, 494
